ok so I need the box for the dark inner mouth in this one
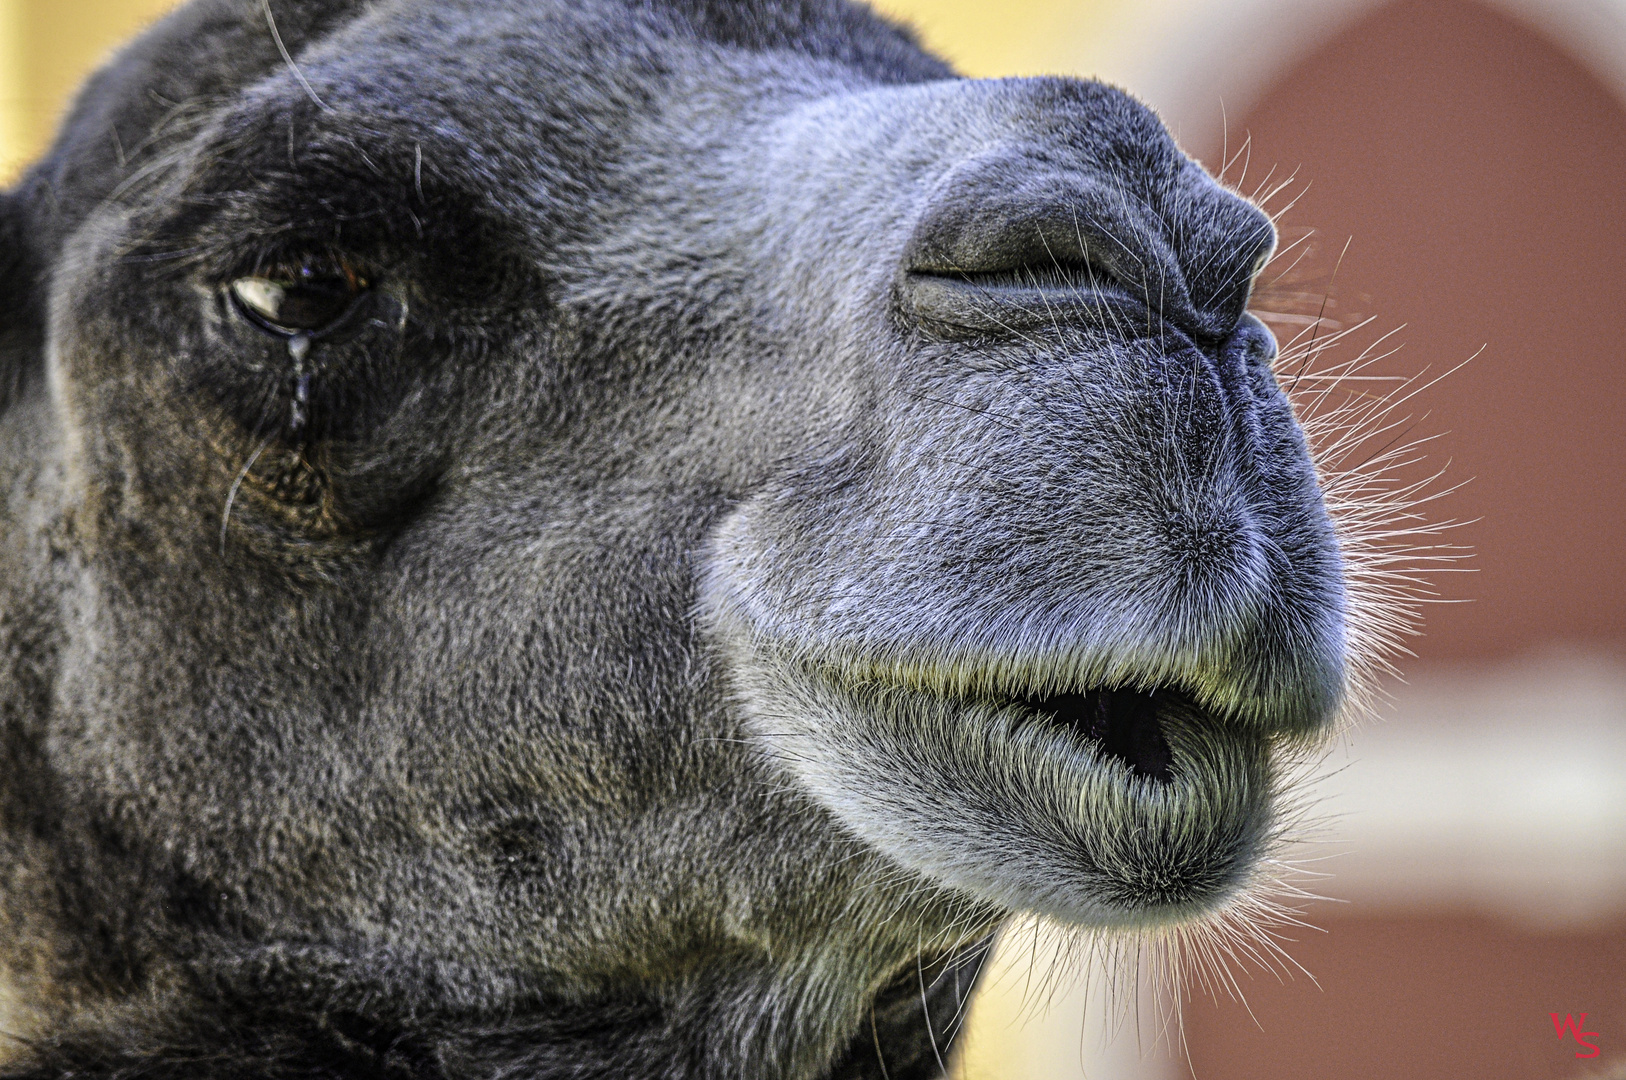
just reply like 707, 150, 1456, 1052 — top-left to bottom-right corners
1014, 687, 1174, 782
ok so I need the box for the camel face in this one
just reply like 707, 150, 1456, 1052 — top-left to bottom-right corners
0, 2, 1349, 1076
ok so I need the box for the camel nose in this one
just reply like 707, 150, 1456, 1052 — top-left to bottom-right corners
893, 146, 1186, 336
1168, 173, 1276, 333
880, 78, 1274, 343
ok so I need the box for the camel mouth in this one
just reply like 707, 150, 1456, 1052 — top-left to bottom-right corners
1007, 685, 1176, 783
700, 542, 1315, 924
712, 644, 1282, 925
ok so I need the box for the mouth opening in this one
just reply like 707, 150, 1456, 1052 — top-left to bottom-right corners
1013, 687, 1175, 782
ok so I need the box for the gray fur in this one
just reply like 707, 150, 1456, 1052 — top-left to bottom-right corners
0, 0, 1349, 1076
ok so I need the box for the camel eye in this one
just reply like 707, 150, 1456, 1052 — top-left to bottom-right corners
228, 261, 368, 336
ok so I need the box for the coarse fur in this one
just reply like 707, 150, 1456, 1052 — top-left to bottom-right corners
0, 0, 1397, 1076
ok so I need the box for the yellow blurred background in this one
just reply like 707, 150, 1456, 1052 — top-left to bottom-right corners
0, 0, 173, 179
4, 2, 1624, 1079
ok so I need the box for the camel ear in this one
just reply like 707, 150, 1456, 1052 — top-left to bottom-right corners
0, 187, 41, 415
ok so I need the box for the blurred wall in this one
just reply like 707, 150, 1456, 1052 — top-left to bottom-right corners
1203, 0, 1626, 662
1171, 3, 1626, 1074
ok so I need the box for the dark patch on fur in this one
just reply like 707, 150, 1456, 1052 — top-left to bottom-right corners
0, 190, 40, 415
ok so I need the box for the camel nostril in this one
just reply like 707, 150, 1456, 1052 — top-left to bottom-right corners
1017, 687, 1174, 781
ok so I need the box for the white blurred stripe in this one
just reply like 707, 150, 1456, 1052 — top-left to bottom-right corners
1293, 653, 1626, 927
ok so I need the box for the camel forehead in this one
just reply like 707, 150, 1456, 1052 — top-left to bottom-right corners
151, 0, 948, 133
78, 0, 1182, 207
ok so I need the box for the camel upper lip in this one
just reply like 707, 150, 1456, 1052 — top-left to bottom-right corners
795, 646, 1230, 729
